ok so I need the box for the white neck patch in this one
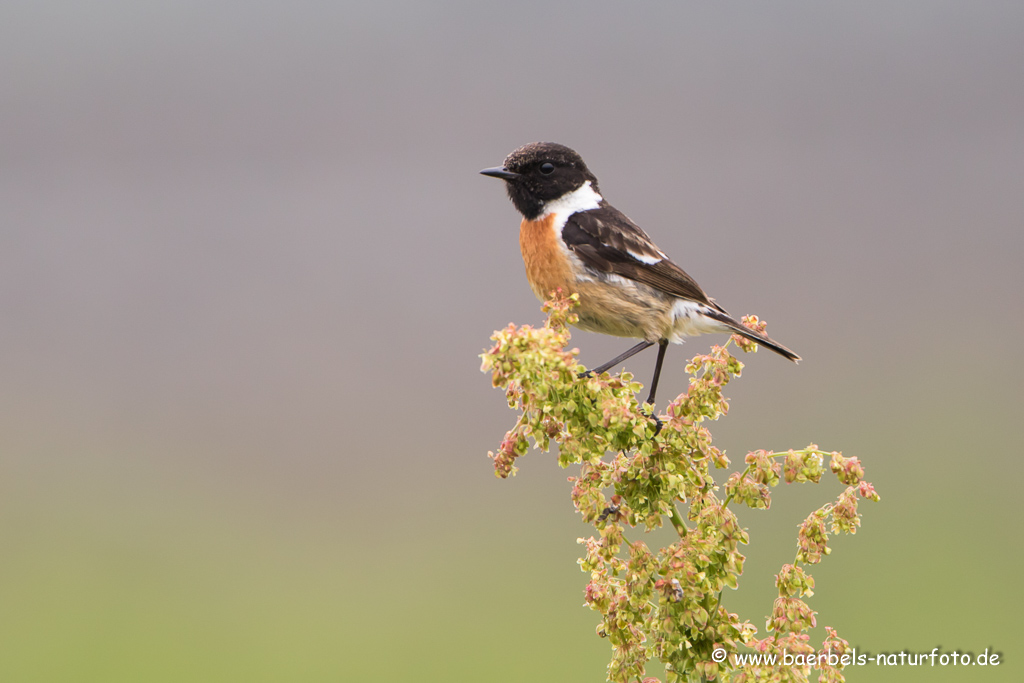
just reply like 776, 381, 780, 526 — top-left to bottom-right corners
540, 181, 602, 219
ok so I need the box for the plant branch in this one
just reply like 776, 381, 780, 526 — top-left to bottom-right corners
668, 504, 689, 538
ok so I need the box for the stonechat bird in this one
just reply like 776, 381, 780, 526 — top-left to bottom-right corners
481, 142, 799, 410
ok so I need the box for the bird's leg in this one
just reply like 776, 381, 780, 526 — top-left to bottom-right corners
645, 340, 669, 406
579, 340, 655, 379
577, 339, 665, 436
641, 340, 669, 435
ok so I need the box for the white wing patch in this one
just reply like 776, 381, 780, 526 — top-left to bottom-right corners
626, 249, 664, 265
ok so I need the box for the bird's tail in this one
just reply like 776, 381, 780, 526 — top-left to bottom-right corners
705, 309, 801, 363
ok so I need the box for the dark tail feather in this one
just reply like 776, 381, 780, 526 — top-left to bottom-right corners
706, 310, 801, 363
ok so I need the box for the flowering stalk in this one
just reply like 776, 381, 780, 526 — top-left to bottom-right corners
481, 293, 880, 683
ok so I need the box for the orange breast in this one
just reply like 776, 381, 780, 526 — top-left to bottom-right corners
519, 215, 575, 300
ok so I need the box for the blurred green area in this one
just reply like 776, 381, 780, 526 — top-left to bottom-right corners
0, 465, 605, 682
2, 354, 1019, 682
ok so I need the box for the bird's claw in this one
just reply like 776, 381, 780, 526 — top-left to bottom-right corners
641, 405, 663, 436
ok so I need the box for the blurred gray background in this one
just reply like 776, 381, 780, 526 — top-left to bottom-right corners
1, 2, 1022, 681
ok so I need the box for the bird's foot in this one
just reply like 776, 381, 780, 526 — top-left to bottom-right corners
640, 404, 663, 436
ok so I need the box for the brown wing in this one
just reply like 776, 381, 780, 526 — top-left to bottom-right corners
562, 206, 718, 307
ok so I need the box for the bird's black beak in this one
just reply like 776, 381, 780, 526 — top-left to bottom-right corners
480, 167, 521, 181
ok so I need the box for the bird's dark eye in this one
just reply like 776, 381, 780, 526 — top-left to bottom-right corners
539, 162, 555, 175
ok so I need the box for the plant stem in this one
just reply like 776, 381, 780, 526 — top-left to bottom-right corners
669, 505, 688, 537
722, 464, 754, 508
